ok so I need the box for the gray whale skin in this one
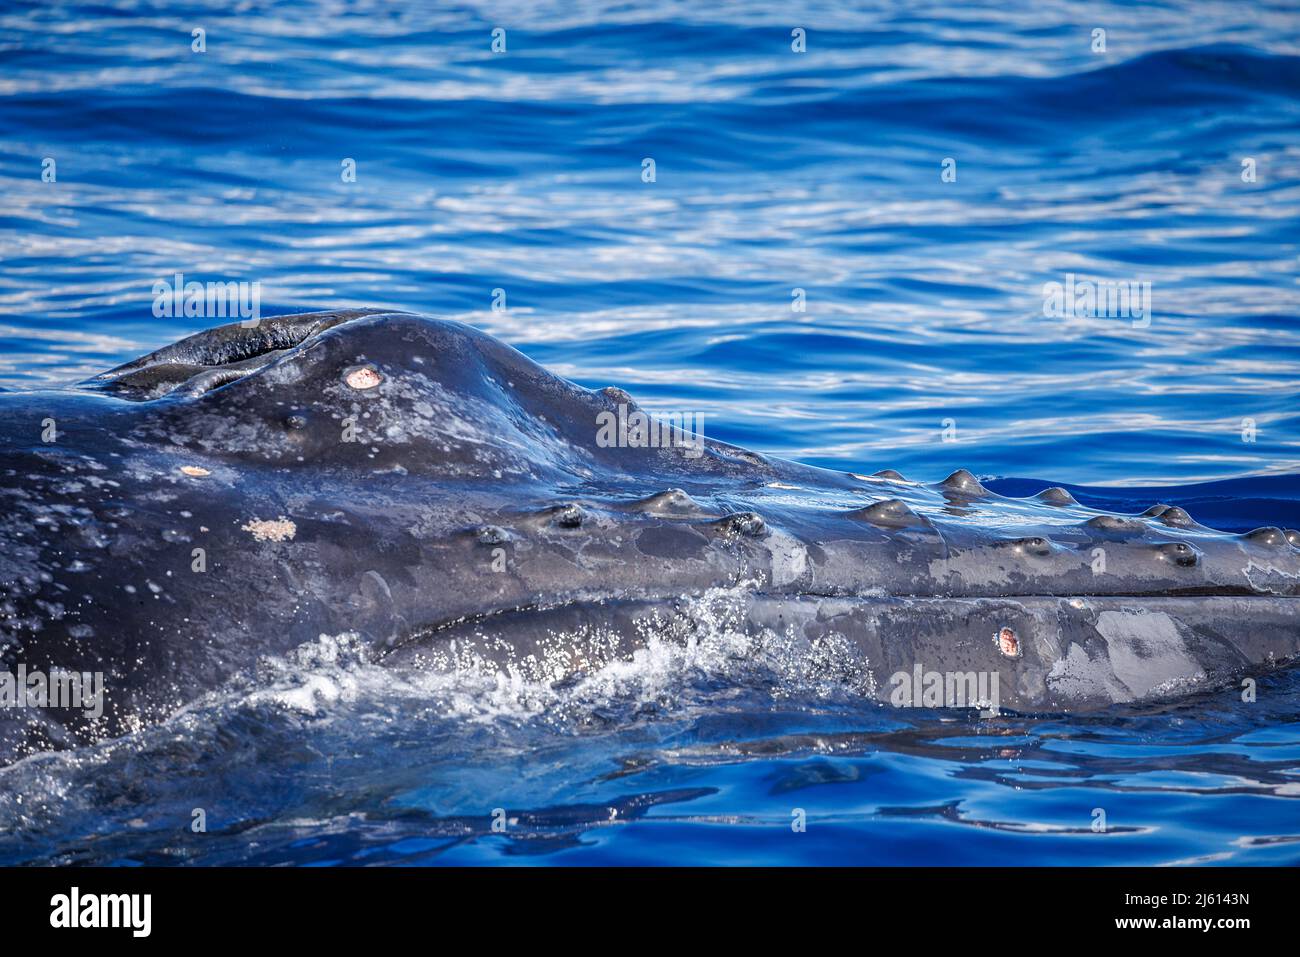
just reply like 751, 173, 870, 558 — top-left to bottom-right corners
1, 309, 1297, 760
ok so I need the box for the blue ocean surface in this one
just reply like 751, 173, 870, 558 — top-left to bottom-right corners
1, 0, 1298, 865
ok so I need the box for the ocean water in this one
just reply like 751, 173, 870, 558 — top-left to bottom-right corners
1, 0, 1299, 865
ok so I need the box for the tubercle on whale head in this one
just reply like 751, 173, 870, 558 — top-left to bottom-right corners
1153, 541, 1201, 567
1240, 526, 1290, 548
992, 536, 1055, 557
846, 499, 932, 530
935, 468, 988, 498
1035, 486, 1077, 506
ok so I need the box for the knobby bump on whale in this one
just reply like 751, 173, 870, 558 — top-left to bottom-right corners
1, 309, 1297, 762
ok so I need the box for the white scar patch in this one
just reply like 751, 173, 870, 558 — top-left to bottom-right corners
1095, 609, 1203, 699
346, 367, 382, 390
241, 516, 297, 542
764, 528, 807, 587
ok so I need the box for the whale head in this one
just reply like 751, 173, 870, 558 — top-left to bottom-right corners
1, 310, 1297, 762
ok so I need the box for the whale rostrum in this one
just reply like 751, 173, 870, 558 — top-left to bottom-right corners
1, 310, 1297, 760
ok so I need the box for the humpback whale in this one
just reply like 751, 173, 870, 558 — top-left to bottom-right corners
1, 309, 1297, 762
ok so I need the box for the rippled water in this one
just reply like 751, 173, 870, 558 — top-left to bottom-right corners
0, 0, 1298, 864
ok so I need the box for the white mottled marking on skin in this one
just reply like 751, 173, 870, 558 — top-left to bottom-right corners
1242, 558, 1299, 593
180, 465, 210, 477
241, 516, 297, 542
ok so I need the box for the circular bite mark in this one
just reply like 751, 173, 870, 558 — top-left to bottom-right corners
179, 465, 210, 477
345, 366, 383, 390
995, 626, 1021, 659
